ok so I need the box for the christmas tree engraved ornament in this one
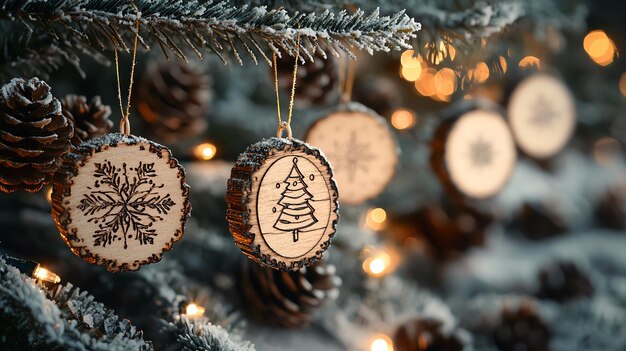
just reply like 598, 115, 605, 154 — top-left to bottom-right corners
507, 74, 575, 159
52, 13, 190, 272
227, 46, 339, 271
305, 103, 399, 205
431, 101, 517, 199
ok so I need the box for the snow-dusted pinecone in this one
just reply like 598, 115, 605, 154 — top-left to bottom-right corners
509, 201, 567, 240
135, 61, 210, 143
61, 95, 113, 147
492, 304, 551, 351
595, 187, 626, 230
392, 318, 469, 351
276, 51, 338, 107
352, 75, 402, 116
0, 78, 73, 193
537, 261, 594, 302
240, 259, 341, 328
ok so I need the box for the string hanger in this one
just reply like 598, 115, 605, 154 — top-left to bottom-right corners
114, 1, 141, 136
272, 25, 301, 140
338, 56, 355, 104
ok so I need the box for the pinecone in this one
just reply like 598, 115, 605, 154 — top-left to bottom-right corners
61, 95, 113, 147
492, 304, 551, 351
594, 186, 626, 230
509, 201, 567, 240
276, 51, 338, 107
0, 78, 73, 193
240, 259, 341, 328
387, 201, 492, 260
537, 261, 594, 302
136, 61, 210, 143
352, 75, 402, 116
392, 318, 469, 351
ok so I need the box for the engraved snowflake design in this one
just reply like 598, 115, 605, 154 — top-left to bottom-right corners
468, 136, 493, 168
326, 130, 375, 181
78, 160, 175, 249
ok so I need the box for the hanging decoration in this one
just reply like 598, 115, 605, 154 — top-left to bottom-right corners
507, 74, 576, 159
305, 60, 399, 205
226, 33, 339, 271
431, 101, 517, 199
51, 7, 191, 272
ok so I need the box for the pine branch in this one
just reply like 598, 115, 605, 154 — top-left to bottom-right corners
0, 258, 151, 350
163, 316, 255, 351
0, 0, 421, 67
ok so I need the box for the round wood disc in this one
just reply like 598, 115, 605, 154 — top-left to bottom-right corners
433, 109, 517, 199
226, 138, 339, 271
305, 104, 398, 205
52, 133, 191, 272
508, 74, 576, 159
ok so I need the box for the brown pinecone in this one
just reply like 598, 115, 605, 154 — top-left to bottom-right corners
492, 304, 551, 351
595, 187, 626, 230
276, 51, 338, 107
537, 261, 594, 302
61, 95, 113, 147
387, 202, 492, 260
509, 201, 567, 240
240, 259, 341, 328
0, 78, 73, 193
352, 75, 402, 116
136, 61, 210, 143
393, 318, 469, 351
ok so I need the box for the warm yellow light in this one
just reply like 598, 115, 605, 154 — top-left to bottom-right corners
400, 50, 420, 69
45, 187, 53, 204
519, 56, 541, 69
184, 303, 206, 318
362, 250, 392, 277
194, 143, 217, 160
401, 65, 422, 82
434, 68, 457, 97
370, 208, 387, 223
593, 137, 622, 166
471, 62, 490, 83
370, 334, 394, 351
584, 30, 617, 66
414, 68, 437, 97
32, 266, 61, 284
619, 73, 626, 98
391, 109, 416, 130
369, 258, 386, 275
426, 41, 456, 65
499, 56, 508, 74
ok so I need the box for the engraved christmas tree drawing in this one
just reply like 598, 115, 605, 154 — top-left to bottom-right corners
77, 160, 176, 249
273, 157, 318, 242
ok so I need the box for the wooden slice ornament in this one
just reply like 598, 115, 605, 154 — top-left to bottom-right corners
305, 103, 399, 205
52, 134, 191, 272
431, 101, 517, 199
51, 14, 190, 272
226, 126, 339, 271
507, 74, 576, 159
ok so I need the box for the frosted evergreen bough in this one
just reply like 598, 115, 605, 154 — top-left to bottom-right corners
0, 0, 420, 77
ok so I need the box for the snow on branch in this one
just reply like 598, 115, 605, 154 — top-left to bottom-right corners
0, 0, 421, 66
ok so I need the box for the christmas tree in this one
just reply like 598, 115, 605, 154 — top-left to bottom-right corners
0, 0, 625, 350
273, 157, 318, 243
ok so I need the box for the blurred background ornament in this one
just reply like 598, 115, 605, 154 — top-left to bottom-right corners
508, 200, 568, 240
491, 303, 551, 351
392, 318, 470, 351
537, 260, 594, 302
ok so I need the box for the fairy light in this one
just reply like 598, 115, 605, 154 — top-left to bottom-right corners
193, 142, 217, 161
434, 68, 457, 100
44, 187, 53, 204
365, 208, 387, 231
414, 68, 437, 97
584, 30, 617, 66
32, 266, 61, 284
400, 50, 422, 82
619, 73, 626, 98
518, 56, 541, 69
499, 56, 508, 74
468, 62, 489, 83
362, 249, 393, 278
370, 334, 394, 351
390, 109, 416, 130
184, 303, 205, 318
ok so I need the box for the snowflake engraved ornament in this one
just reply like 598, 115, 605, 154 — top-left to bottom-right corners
51, 14, 190, 272
226, 46, 339, 271
305, 103, 399, 205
